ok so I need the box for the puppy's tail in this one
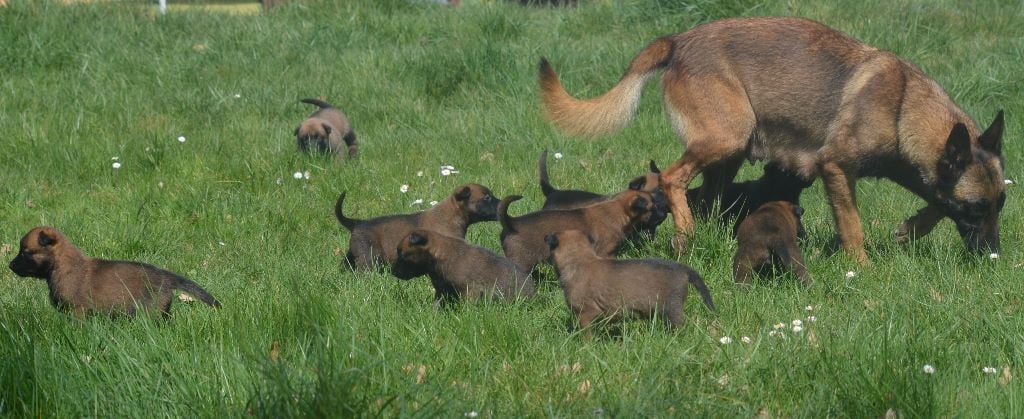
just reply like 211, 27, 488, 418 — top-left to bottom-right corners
334, 192, 361, 231
174, 277, 221, 308
686, 268, 716, 312
538, 150, 556, 197
498, 195, 523, 234
300, 98, 335, 109
538, 36, 674, 138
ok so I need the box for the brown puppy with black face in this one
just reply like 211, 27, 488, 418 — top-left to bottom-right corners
497, 189, 656, 274
733, 201, 811, 286
8, 227, 220, 318
335, 183, 500, 270
545, 229, 714, 335
391, 229, 535, 306
295, 98, 357, 161
538, 150, 669, 240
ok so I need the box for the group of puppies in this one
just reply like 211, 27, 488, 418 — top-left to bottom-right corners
331, 150, 814, 333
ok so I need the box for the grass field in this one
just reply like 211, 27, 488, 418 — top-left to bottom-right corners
1, 0, 1022, 416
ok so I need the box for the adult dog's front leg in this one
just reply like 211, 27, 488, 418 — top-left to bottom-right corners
894, 205, 944, 243
818, 161, 868, 265
660, 157, 700, 256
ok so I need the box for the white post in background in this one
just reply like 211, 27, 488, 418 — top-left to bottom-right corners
158, 0, 167, 15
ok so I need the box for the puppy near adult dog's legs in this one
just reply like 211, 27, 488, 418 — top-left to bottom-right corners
7, 226, 220, 318
733, 201, 811, 286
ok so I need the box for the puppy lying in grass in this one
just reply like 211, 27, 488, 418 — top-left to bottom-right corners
732, 201, 811, 286
8, 226, 220, 318
391, 229, 535, 306
545, 229, 715, 336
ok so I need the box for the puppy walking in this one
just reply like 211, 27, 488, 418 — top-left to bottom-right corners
733, 201, 811, 286
497, 190, 658, 273
8, 227, 220, 318
391, 230, 535, 306
295, 98, 358, 161
335, 184, 501, 269
546, 230, 714, 335
539, 17, 1006, 263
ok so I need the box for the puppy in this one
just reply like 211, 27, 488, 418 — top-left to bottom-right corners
545, 230, 715, 334
538, 150, 669, 240
687, 162, 812, 228
497, 189, 656, 274
732, 201, 811, 286
391, 229, 535, 306
335, 183, 500, 270
294, 98, 357, 161
7, 227, 220, 318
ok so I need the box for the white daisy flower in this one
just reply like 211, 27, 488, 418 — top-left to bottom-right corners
233, 93, 241, 98
983, 366, 998, 375
989, 253, 999, 260
792, 319, 803, 327
923, 364, 936, 374
464, 412, 478, 418
773, 322, 786, 330
303, 171, 311, 180
1005, 179, 1014, 185
807, 315, 817, 323
792, 325, 804, 333
768, 330, 781, 337
177, 135, 186, 143
293, 171, 303, 179
845, 271, 857, 279
553, 152, 564, 160
741, 336, 752, 344
805, 305, 814, 312
416, 171, 424, 177
429, 201, 438, 206
111, 156, 119, 161
400, 185, 410, 193
719, 336, 733, 345
112, 162, 122, 169
410, 198, 424, 206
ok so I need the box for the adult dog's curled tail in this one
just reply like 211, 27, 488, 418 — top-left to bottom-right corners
538, 36, 674, 137
498, 195, 523, 234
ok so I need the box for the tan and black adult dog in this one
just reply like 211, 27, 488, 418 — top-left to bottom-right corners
545, 229, 714, 335
295, 98, 358, 161
538, 150, 669, 239
497, 190, 656, 274
7, 227, 220, 318
335, 183, 500, 270
539, 17, 1006, 263
391, 229, 535, 306
733, 201, 811, 286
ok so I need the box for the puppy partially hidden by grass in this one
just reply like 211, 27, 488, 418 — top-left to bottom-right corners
498, 190, 657, 274
545, 230, 715, 335
391, 229, 535, 306
7, 226, 220, 318
732, 201, 811, 286
295, 98, 357, 161
335, 183, 500, 270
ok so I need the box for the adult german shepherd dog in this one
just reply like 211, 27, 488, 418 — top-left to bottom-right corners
538, 17, 1006, 263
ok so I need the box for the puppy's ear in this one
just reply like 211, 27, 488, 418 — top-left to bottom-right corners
544, 233, 559, 249
322, 124, 332, 136
794, 206, 805, 218
294, 126, 300, 136
979, 110, 1004, 155
938, 123, 973, 186
454, 186, 472, 202
408, 232, 428, 247
649, 160, 660, 174
627, 176, 646, 191
37, 231, 56, 247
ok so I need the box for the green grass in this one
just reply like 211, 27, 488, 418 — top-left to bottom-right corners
1, 0, 1023, 416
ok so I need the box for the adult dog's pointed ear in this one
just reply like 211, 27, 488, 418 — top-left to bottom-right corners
649, 160, 660, 174
979, 110, 1004, 155
938, 123, 973, 185
322, 124, 332, 136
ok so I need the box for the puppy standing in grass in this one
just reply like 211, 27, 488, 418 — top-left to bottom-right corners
497, 190, 658, 274
545, 229, 714, 335
733, 201, 811, 286
391, 229, 535, 306
7, 226, 220, 318
335, 183, 501, 270
295, 98, 358, 161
